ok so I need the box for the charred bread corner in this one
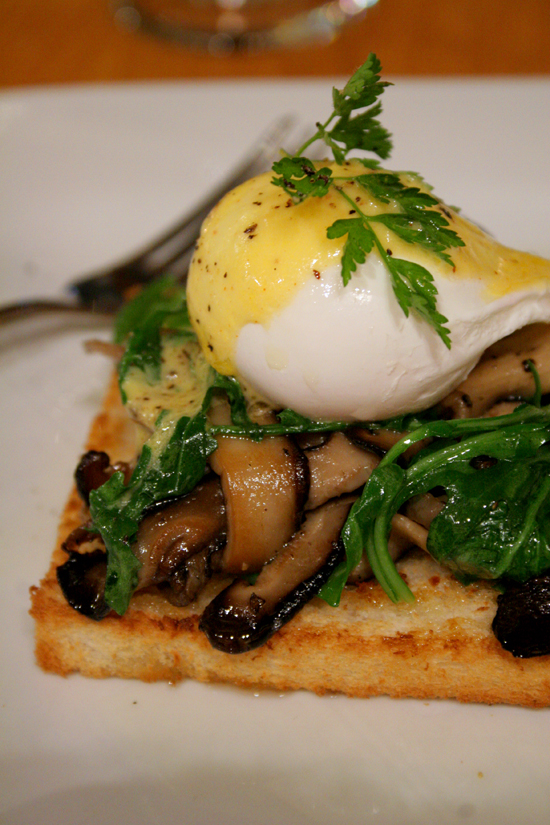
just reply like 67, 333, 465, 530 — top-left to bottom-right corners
30, 58, 550, 705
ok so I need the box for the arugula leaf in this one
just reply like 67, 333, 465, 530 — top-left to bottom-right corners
321, 405, 550, 606
319, 462, 411, 606
89, 409, 218, 614
116, 276, 194, 401
428, 455, 550, 582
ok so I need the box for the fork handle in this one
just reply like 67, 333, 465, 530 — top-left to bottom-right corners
70, 116, 295, 313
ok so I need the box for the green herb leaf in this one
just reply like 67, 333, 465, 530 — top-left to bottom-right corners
89, 406, 218, 615
322, 405, 550, 606
387, 258, 452, 348
271, 157, 333, 203
270, 54, 465, 346
326, 217, 374, 285
428, 455, 550, 582
116, 276, 194, 401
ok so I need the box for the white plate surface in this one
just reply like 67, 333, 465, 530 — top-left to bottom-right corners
1, 77, 550, 825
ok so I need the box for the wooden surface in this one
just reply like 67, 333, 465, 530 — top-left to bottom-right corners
2, 0, 550, 87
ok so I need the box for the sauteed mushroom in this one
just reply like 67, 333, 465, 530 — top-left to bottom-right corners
493, 573, 550, 658
57, 549, 110, 621
134, 475, 226, 588
75, 450, 131, 505
304, 432, 379, 510
199, 495, 355, 653
210, 431, 308, 574
440, 323, 550, 418
58, 475, 228, 617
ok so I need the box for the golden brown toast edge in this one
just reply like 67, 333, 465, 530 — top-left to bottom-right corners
29, 372, 550, 706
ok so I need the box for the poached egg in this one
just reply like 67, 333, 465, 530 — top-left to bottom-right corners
187, 160, 550, 422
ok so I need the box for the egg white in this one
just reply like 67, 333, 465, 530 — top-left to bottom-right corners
235, 255, 550, 422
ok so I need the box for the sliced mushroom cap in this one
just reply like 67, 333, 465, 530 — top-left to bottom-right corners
439, 323, 550, 419
305, 432, 379, 510
61, 522, 104, 554
210, 433, 309, 574
199, 495, 354, 653
134, 475, 226, 589
404, 493, 446, 531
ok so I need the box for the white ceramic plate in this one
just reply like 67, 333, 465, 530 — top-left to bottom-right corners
1, 77, 550, 825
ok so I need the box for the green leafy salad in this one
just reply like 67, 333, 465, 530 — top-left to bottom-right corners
86, 55, 550, 630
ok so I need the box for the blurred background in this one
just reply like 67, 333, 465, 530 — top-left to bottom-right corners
1, 0, 550, 86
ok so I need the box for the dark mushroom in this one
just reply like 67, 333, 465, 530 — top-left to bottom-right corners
58, 476, 227, 619
61, 522, 104, 554
56, 549, 110, 620
75, 451, 112, 505
199, 495, 354, 653
493, 573, 550, 658
75, 451, 131, 505
134, 475, 227, 589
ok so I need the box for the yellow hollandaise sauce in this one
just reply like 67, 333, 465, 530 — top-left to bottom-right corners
187, 161, 550, 379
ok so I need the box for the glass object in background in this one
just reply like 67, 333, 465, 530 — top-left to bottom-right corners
111, 0, 380, 52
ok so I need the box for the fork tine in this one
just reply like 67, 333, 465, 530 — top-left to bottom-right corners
70, 115, 295, 313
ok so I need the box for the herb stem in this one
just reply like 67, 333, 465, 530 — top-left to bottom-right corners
294, 114, 337, 157
371, 511, 415, 603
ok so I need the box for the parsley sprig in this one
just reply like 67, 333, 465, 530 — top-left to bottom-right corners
271, 53, 465, 348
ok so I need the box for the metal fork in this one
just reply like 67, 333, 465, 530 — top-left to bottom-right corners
0, 116, 294, 323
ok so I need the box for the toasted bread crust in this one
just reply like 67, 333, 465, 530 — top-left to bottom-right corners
30, 373, 550, 706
